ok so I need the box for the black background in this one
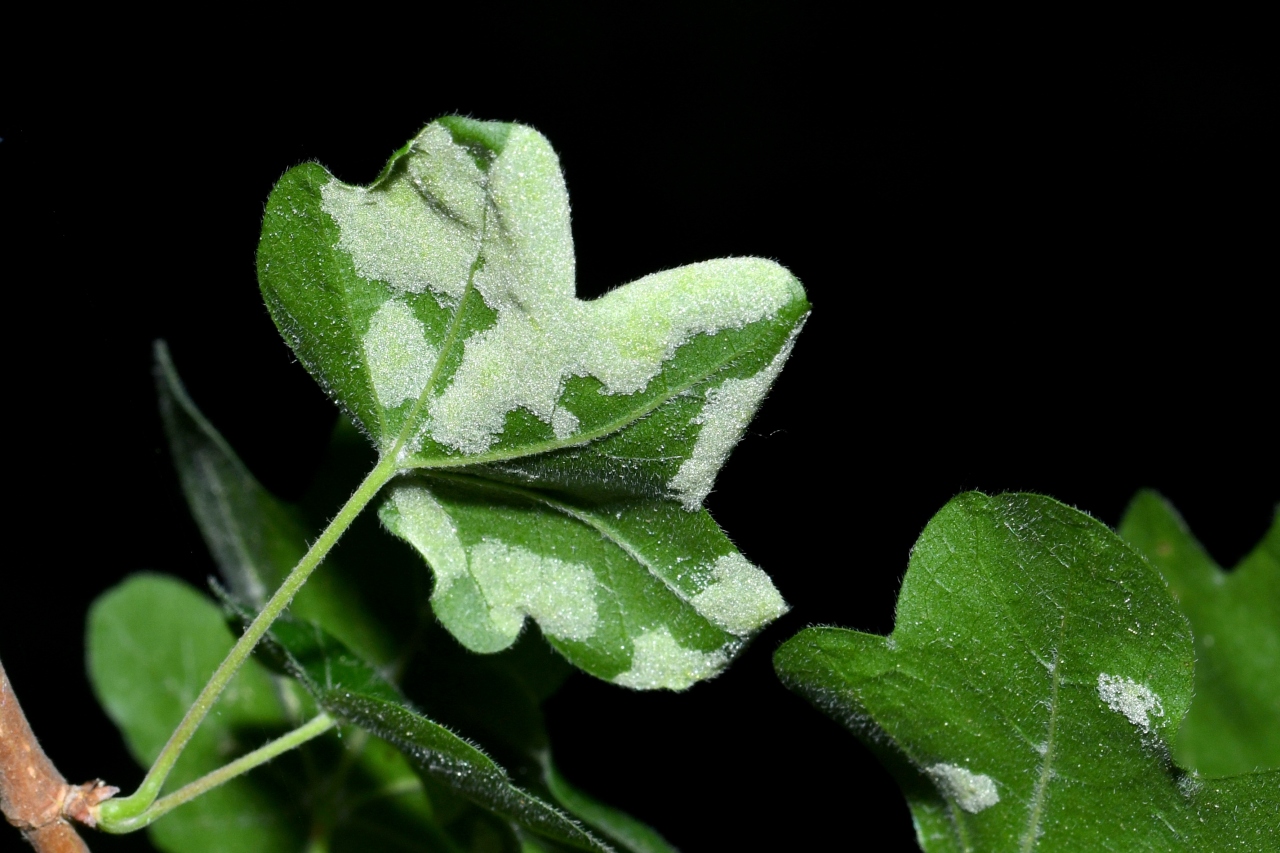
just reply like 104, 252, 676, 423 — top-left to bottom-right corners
3, 13, 1274, 852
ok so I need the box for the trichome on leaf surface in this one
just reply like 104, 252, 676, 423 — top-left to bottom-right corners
1, 116, 1275, 853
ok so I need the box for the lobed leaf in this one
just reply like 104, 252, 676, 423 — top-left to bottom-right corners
775, 492, 1279, 852
257, 118, 807, 475
257, 117, 805, 686
1119, 490, 1280, 775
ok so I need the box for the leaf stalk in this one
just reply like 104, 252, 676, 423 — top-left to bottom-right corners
99, 714, 337, 834
99, 456, 400, 827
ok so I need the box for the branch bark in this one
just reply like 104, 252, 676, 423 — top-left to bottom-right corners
1, 657, 115, 853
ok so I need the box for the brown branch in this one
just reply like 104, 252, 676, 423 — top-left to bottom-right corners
1, 657, 116, 853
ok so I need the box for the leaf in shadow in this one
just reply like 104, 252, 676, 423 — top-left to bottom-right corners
252, 610, 610, 853
1120, 490, 1279, 775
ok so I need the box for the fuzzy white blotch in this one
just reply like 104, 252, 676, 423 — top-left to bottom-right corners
551, 407, 580, 439
363, 299, 438, 409
430, 257, 799, 455
1097, 673, 1165, 733
1177, 772, 1202, 798
612, 626, 727, 691
690, 554, 788, 635
668, 328, 799, 510
468, 540, 598, 642
428, 127, 798, 453
926, 763, 1000, 814
389, 486, 468, 594
321, 123, 484, 303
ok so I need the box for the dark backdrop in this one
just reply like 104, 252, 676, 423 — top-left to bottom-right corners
3, 15, 1273, 852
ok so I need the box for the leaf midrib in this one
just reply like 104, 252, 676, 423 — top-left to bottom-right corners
399, 318, 788, 472
390, 247, 486, 465
421, 471, 706, 614
405, 375, 689, 470
375, 167, 735, 473
1020, 611, 1068, 852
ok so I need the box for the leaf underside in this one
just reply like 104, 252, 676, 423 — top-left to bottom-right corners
258, 117, 807, 687
1119, 490, 1279, 776
774, 492, 1279, 852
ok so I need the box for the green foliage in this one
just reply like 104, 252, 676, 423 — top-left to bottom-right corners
89, 574, 475, 852
250, 608, 608, 852
775, 492, 1279, 852
88, 575, 304, 852
90, 111, 806, 845
73, 115, 1273, 852
1118, 490, 1279, 776
87, 342, 681, 850
257, 117, 806, 686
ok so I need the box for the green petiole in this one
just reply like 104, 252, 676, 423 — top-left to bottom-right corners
100, 713, 337, 833
98, 455, 399, 827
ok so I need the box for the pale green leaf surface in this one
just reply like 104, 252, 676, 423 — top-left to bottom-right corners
774, 493, 1279, 852
1119, 490, 1280, 775
257, 117, 803, 685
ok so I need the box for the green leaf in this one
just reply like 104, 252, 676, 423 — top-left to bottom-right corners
393, 618, 678, 853
774, 493, 1280, 852
254, 611, 610, 853
1119, 490, 1280, 776
540, 755, 679, 853
257, 117, 805, 686
399, 619, 571, 766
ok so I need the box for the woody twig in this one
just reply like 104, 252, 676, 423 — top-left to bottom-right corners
1, 658, 116, 853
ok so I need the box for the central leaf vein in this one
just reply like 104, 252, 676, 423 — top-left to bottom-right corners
1020, 610, 1067, 852
426, 471, 699, 610
389, 205, 490, 464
